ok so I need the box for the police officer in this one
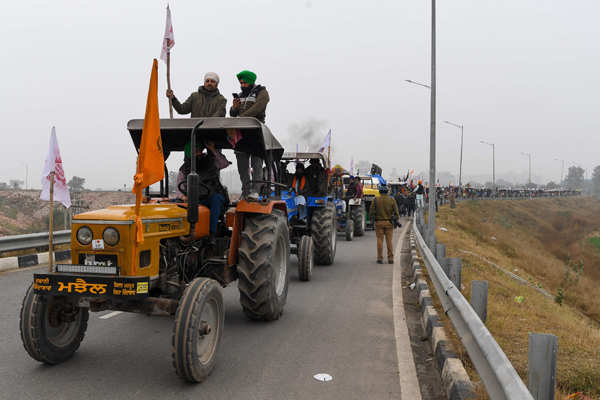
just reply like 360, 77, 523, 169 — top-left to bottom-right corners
369, 184, 400, 264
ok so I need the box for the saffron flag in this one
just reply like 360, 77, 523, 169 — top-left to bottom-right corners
132, 59, 163, 243
317, 129, 331, 153
40, 127, 71, 208
160, 5, 175, 63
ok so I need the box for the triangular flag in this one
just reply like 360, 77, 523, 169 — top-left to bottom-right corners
160, 5, 175, 63
317, 129, 331, 153
132, 59, 163, 244
41, 127, 71, 208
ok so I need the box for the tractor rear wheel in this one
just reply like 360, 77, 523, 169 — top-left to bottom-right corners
345, 219, 354, 241
172, 277, 224, 383
351, 204, 366, 236
297, 235, 314, 281
238, 210, 290, 321
311, 204, 337, 265
20, 285, 89, 365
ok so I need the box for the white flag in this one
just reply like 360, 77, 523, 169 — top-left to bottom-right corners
317, 129, 331, 153
40, 127, 71, 208
160, 5, 175, 62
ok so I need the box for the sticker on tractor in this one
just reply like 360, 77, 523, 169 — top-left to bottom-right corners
92, 239, 104, 250
136, 282, 149, 294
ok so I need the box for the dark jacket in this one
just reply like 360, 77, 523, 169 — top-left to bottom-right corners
173, 86, 226, 117
230, 85, 269, 123
370, 194, 400, 221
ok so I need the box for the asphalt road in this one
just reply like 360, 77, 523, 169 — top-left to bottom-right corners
0, 223, 417, 400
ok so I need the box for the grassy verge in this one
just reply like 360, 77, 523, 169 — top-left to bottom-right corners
423, 197, 600, 399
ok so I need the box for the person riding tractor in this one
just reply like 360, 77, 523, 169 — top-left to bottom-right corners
21, 117, 291, 384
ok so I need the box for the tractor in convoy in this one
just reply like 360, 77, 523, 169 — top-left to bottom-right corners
21, 117, 292, 383
280, 152, 338, 281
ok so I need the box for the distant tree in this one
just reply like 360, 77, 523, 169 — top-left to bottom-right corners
564, 166, 585, 190
67, 176, 86, 191
525, 182, 538, 189
496, 178, 512, 188
0, 182, 7, 190
9, 180, 24, 190
545, 181, 559, 189
592, 165, 600, 198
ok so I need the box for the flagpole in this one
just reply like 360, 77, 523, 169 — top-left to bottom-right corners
48, 172, 55, 273
167, 51, 173, 119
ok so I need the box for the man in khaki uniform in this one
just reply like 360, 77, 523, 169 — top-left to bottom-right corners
370, 184, 400, 264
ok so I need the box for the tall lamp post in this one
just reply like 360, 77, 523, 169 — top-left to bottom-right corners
521, 152, 532, 185
444, 120, 464, 187
404, 0, 436, 238
480, 141, 495, 188
554, 158, 565, 187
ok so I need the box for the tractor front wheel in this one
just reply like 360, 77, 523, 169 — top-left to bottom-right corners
172, 277, 224, 383
20, 286, 89, 365
297, 235, 314, 281
238, 210, 290, 321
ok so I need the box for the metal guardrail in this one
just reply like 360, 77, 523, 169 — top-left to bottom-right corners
0, 230, 71, 255
413, 214, 534, 400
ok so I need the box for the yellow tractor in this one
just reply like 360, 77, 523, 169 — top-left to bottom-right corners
21, 117, 291, 383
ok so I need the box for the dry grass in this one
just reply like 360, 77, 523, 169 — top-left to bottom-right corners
424, 197, 600, 399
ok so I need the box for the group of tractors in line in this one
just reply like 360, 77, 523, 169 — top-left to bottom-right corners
21, 117, 383, 383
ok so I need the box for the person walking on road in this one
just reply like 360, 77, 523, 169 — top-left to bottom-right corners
413, 180, 425, 209
370, 184, 400, 264
230, 70, 270, 198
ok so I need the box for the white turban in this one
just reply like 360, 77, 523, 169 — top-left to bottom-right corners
204, 72, 220, 84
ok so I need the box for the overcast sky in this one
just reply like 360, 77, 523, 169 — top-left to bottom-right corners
2, 0, 598, 189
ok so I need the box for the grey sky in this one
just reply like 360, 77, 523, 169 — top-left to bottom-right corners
2, 0, 598, 189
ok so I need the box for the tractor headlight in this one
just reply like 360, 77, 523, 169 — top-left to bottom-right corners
76, 226, 93, 245
103, 227, 120, 246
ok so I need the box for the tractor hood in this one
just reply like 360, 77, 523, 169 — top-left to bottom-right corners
73, 204, 187, 224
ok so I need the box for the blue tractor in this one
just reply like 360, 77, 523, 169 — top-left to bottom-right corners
279, 152, 339, 281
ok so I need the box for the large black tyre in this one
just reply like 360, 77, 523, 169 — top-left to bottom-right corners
297, 235, 314, 282
311, 204, 337, 265
351, 204, 366, 236
20, 285, 89, 365
345, 219, 354, 241
172, 277, 224, 383
238, 210, 290, 321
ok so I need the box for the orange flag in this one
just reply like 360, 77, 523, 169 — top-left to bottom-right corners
132, 59, 164, 248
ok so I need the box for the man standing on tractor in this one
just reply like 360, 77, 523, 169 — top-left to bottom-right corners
166, 72, 227, 117
370, 184, 400, 264
230, 70, 270, 199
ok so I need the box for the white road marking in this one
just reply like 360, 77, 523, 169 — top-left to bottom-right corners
99, 311, 123, 320
313, 373, 333, 382
392, 221, 423, 400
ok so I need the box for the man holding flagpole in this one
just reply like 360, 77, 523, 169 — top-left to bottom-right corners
40, 127, 71, 272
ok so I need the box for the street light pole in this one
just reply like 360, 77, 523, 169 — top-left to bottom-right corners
428, 0, 437, 236
480, 141, 495, 188
521, 152, 532, 184
444, 120, 464, 187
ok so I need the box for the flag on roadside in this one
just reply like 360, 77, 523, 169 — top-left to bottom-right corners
132, 59, 163, 243
317, 129, 331, 153
159, 5, 175, 63
40, 127, 71, 208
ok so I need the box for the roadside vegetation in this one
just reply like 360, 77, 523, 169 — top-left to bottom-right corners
426, 197, 600, 399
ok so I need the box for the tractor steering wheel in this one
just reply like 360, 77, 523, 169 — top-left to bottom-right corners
178, 179, 211, 199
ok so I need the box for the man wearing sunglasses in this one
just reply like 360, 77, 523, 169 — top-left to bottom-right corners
166, 72, 226, 117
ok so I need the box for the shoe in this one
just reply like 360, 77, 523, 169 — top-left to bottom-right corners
388, 260, 394, 264
377, 260, 383, 264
